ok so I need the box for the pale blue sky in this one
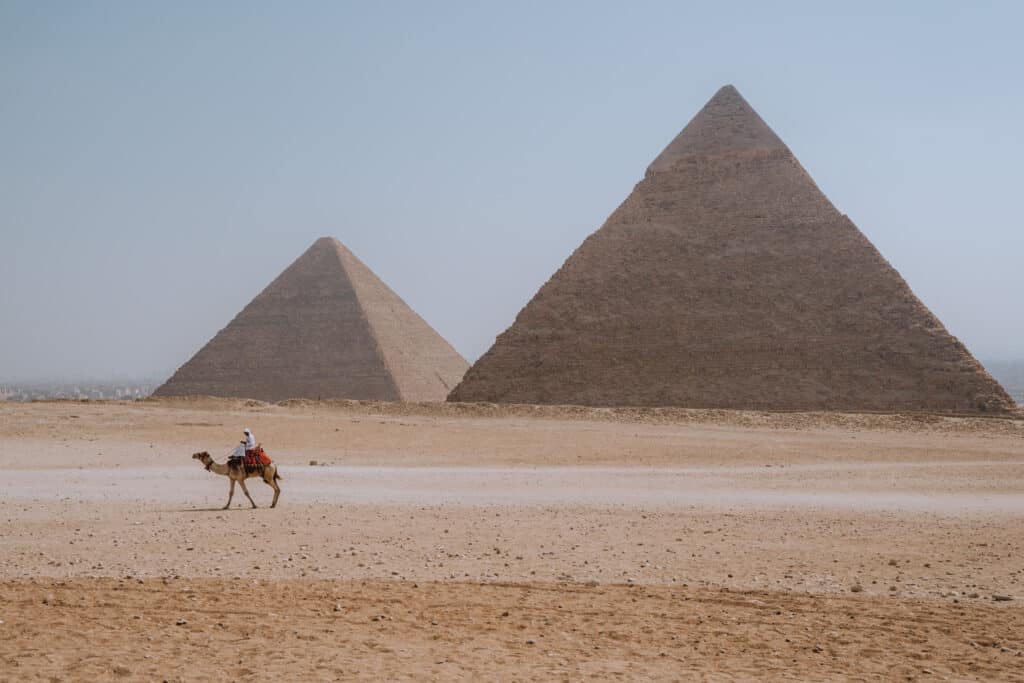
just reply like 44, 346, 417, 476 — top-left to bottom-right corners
2, 1, 1022, 382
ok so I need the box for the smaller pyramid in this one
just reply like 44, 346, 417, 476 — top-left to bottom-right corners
154, 237, 468, 402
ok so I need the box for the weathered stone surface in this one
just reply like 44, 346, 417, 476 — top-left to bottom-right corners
155, 237, 467, 402
449, 85, 1013, 414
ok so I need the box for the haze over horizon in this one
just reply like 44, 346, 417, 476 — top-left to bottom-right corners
2, 2, 1022, 384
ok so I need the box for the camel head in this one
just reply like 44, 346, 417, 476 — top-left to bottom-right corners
192, 451, 212, 464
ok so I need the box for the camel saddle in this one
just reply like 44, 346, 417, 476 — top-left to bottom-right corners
229, 444, 272, 473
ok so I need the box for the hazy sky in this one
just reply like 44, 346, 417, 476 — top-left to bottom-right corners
2, 1, 1022, 383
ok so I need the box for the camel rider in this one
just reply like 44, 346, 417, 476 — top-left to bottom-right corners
233, 428, 257, 459
243, 428, 256, 453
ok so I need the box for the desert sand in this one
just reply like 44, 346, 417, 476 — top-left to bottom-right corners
1, 398, 1022, 680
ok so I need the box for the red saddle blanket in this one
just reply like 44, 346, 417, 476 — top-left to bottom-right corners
243, 446, 272, 467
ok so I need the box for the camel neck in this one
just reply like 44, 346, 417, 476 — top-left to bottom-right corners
202, 459, 231, 476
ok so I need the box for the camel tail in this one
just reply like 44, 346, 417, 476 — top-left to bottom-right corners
274, 469, 282, 481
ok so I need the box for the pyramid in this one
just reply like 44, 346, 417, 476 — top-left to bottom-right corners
155, 237, 468, 402
449, 85, 1014, 414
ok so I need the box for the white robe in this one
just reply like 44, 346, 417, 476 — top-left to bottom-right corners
234, 431, 256, 457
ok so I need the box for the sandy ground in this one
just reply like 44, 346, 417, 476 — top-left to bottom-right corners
1, 398, 1023, 681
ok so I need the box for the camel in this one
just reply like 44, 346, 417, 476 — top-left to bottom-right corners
192, 451, 281, 509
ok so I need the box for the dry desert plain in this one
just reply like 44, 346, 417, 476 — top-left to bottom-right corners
1, 397, 1023, 681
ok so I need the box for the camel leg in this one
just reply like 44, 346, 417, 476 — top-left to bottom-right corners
265, 471, 280, 508
238, 478, 257, 509
223, 479, 236, 510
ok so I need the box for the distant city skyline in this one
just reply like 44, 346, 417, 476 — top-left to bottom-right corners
2, 2, 1022, 383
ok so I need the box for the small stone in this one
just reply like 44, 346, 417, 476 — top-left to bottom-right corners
526, 639, 536, 645
888, 559, 898, 566
968, 592, 980, 599
175, 618, 187, 626
333, 603, 343, 612
309, 460, 318, 466
993, 594, 1013, 602
850, 584, 863, 593
812, 645, 823, 653
43, 593, 55, 605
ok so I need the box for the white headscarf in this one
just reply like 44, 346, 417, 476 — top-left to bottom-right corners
243, 428, 256, 449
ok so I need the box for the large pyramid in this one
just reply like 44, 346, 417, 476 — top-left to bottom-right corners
449, 85, 1014, 414
155, 237, 468, 402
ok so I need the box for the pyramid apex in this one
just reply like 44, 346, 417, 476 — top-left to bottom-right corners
311, 236, 342, 249
307, 236, 357, 260
647, 84, 786, 174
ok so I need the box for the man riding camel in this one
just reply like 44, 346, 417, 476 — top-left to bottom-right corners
242, 428, 256, 453
229, 428, 272, 472
234, 428, 257, 460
